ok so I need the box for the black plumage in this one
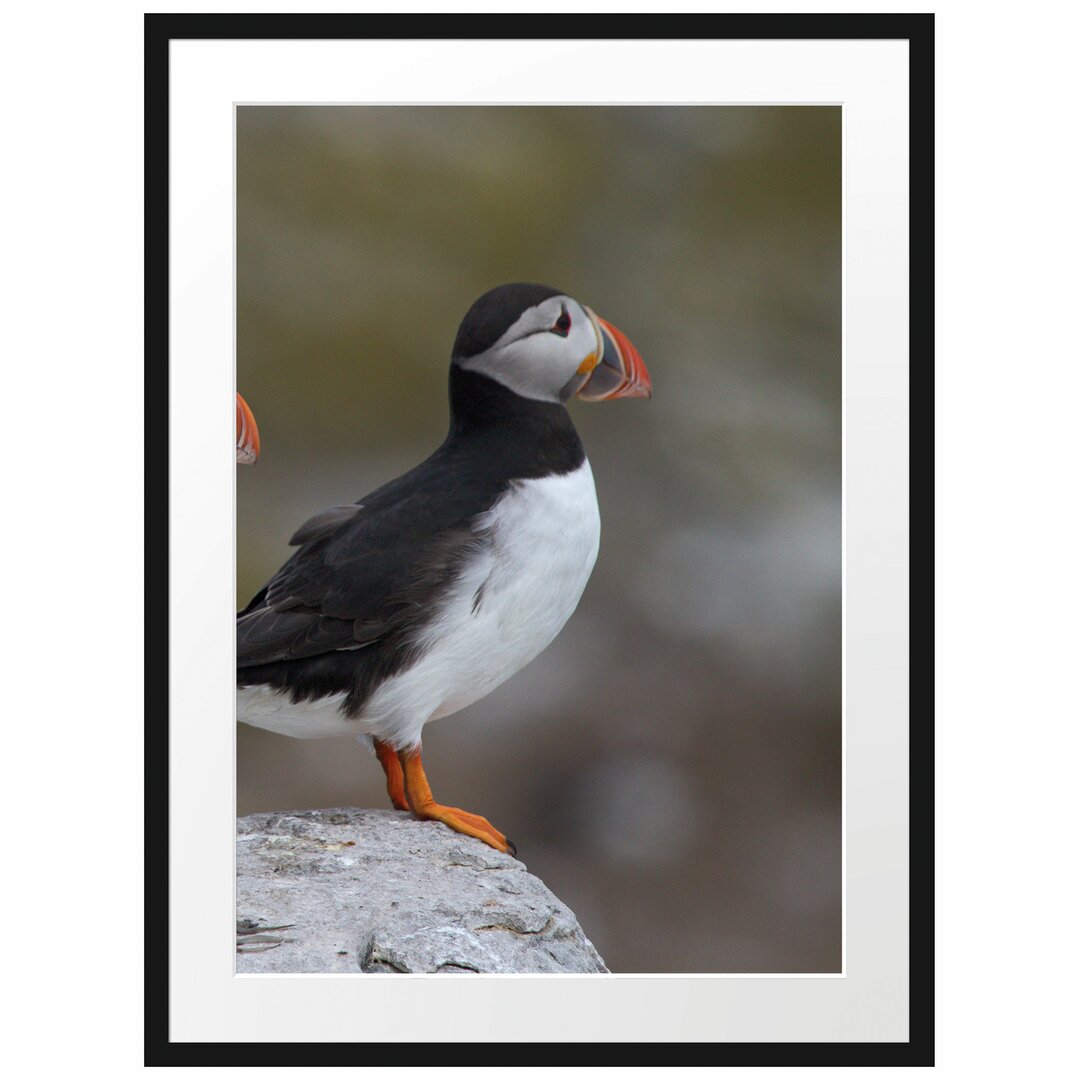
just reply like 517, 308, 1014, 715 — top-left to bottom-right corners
451, 283, 562, 360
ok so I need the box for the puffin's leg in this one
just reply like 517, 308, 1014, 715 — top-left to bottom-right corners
397, 746, 516, 856
373, 738, 409, 811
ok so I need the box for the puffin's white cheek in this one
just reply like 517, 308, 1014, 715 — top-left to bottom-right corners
518, 337, 579, 399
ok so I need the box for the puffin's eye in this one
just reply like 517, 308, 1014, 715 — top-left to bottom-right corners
551, 306, 572, 337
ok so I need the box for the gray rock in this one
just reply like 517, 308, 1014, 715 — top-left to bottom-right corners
236, 807, 608, 974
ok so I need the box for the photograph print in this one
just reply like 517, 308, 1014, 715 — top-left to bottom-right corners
234, 104, 842, 976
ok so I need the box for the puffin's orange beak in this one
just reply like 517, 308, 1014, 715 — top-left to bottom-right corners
576, 308, 652, 401
236, 393, 260, 464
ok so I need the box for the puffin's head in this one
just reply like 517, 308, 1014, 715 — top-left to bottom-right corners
451, 283, 651, 405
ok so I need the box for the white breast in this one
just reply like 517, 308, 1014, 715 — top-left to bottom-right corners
358, 458, 601, 747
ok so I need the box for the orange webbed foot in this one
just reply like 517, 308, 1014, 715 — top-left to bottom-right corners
397, 746, 517, 856
413, 802, 516, 856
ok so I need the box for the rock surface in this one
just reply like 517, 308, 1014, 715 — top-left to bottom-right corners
236, 807, 608, 974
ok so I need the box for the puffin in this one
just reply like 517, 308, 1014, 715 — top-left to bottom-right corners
236, 393, 260, 464
237, 283, 651, 854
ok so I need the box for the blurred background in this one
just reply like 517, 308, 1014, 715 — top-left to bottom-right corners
236, 106, 841, 973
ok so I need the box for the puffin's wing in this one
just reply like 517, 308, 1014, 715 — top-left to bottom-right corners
288, 504, 363, 546
237, 456, 490, 668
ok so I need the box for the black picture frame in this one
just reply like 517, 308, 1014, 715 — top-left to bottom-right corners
145, 12, 934, 1066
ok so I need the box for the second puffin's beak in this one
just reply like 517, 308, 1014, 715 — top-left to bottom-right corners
236, 393, 260, 464
576, 308, 652, 401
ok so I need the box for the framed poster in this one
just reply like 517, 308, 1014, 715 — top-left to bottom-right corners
147, 12, 933, 1065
